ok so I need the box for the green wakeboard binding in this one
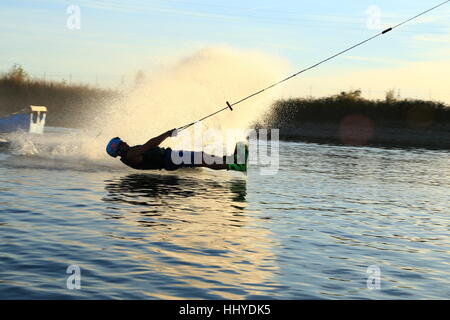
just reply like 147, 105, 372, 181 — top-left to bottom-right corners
227, 142, 248, 172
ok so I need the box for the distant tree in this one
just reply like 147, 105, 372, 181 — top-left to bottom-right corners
337, 89, 362, 101
5, 64, 29, 83
385, 88, 397, 103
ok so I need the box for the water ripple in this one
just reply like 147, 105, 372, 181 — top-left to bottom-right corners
1, 141, 449, 299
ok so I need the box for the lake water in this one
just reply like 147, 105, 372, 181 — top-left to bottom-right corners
0, 130, 449, 299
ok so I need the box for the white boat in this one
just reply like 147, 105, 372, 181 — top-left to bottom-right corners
0, 105, 47, 134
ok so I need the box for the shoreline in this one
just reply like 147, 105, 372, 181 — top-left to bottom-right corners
274, 122, 450, 150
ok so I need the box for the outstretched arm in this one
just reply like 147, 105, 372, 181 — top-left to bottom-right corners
141, 128, 177, 152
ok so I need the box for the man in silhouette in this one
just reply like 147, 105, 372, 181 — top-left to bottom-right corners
106, 129, 247, 171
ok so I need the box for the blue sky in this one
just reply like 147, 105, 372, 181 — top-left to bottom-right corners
1, 0, 449, 99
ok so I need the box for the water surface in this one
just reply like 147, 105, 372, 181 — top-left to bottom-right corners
0, 135, 449, 299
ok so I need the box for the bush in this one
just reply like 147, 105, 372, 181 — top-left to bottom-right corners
259, 90, 450, 129
0, 64, 120, 127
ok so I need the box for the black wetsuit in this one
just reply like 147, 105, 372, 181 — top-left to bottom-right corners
120, 146, 206, 171
120, 146, 168, 170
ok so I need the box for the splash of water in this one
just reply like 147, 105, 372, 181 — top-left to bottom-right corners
5, 47, 287, 167
91, 46, 287, 153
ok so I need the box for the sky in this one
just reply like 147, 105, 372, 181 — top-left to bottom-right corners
1, 0, 449, 102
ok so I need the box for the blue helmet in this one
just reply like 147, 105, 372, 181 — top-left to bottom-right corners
106, 137, 122, 158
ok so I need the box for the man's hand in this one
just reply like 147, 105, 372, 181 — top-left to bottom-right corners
169, 128, 178, 137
